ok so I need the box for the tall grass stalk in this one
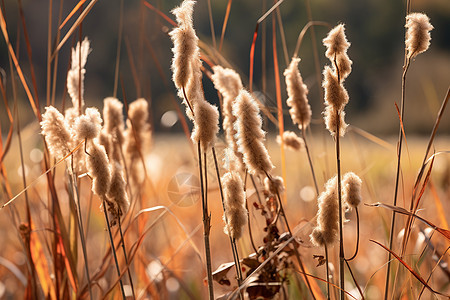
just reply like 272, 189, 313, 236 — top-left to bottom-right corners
264, 171, 317, 300
334, 111, 345, 300
67, 170, 93, 299
212, 148, 243, 294
118, 217, 135, 299
197, 142, 214, 300
385, 11, 434, 297
101, 197, 126, 300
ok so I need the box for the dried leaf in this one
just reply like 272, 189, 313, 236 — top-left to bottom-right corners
313, 255, 326, 267
212, 262, 235, 286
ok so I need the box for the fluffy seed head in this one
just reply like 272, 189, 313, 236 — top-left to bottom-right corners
124, 98, 152, 158
336, 52, 352, 81
41, 106, 72, 160
103, 97, 125, 145
276, 131, 304, 151
264, 176, 285, 195
191, 100, 220, 151
73, 107, 102, 141
124, 98, 152, 187
107, 162, 129, 217
170, 0, 197, 78
233, 90, 274, 176
86, 140, 111, 197
284, 57, 312, 129
310, 176, 339, 246
67, 38, 90, 110
322, 66, 349, 110
324, 106, 348, 137
323, 24, 350, 60
211, 66, 245, 171
222, 171, 247, 239
405, 13, 433, 58
342, 172, 362, 208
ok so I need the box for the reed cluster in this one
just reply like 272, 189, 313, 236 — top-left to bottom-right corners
1, 1, 447, 300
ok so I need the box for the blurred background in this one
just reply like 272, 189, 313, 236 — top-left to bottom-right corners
0, 0, 449, 136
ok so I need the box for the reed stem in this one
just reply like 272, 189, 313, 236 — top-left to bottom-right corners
384, 57, 411, 300
197, 142, 214, 300
212, 147, 243, 287
118, 216, 135, 299
301, 128, 319, 196
102, 198, 126, 300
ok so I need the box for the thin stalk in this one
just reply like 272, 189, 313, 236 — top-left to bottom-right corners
113, 0, 124, 98
265, 171, 317, 300
384, 57, 411, 300
212, 147, 243, 286
118, 216, 135, 299
332, 54, 345, 300
102, 198, 126, 300
345, 207, 360, 261
301, 128, 319, 196
197, 142, 214, 300
324, 244, 330, 300
344, 259, 364, 300
69, 171, 93, 299
248, 173, 260, 254
206, 0, 216, 49
335, 110, 345, 300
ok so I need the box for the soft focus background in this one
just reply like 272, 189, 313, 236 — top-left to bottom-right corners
1, 0, 449, 134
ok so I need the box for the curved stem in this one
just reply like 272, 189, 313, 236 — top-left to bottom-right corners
345, 207, 360, 261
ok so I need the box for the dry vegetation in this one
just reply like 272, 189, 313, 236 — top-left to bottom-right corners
0, 0, 449, 299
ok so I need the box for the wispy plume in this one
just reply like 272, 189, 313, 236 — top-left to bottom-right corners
276, 131, 304, 151
41, 106, 72, 161
191, 99, 220, 151
233, 90, 274, 176
222, 171, 247, 240
67, 38, 91, 112
311, 176, 339, 246
211, 65, 245, 170
284, 57, 312, 129
124, 98, 152, 186
405, 13, 433, 58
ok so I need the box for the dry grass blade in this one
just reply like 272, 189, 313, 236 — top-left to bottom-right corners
134, 206, 203, 261
1, 141, 84, 209
0, 7, 40, 121
249, 0, 285, 92
348, 126, 394, 151
272, 14, 287, 204
18, 0, 40, 108
0, 81, 14, 166
371, 239, 449, 297
219, 0, 233, 51
29, 224, 57, 299
367, 202, 450, 241
429, 180, 449, 231
293, 21, 331, 58
52, 0, 98, 60
143, 1, 177, 27
58, 0, 88, 31
412, 88, 449, 196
